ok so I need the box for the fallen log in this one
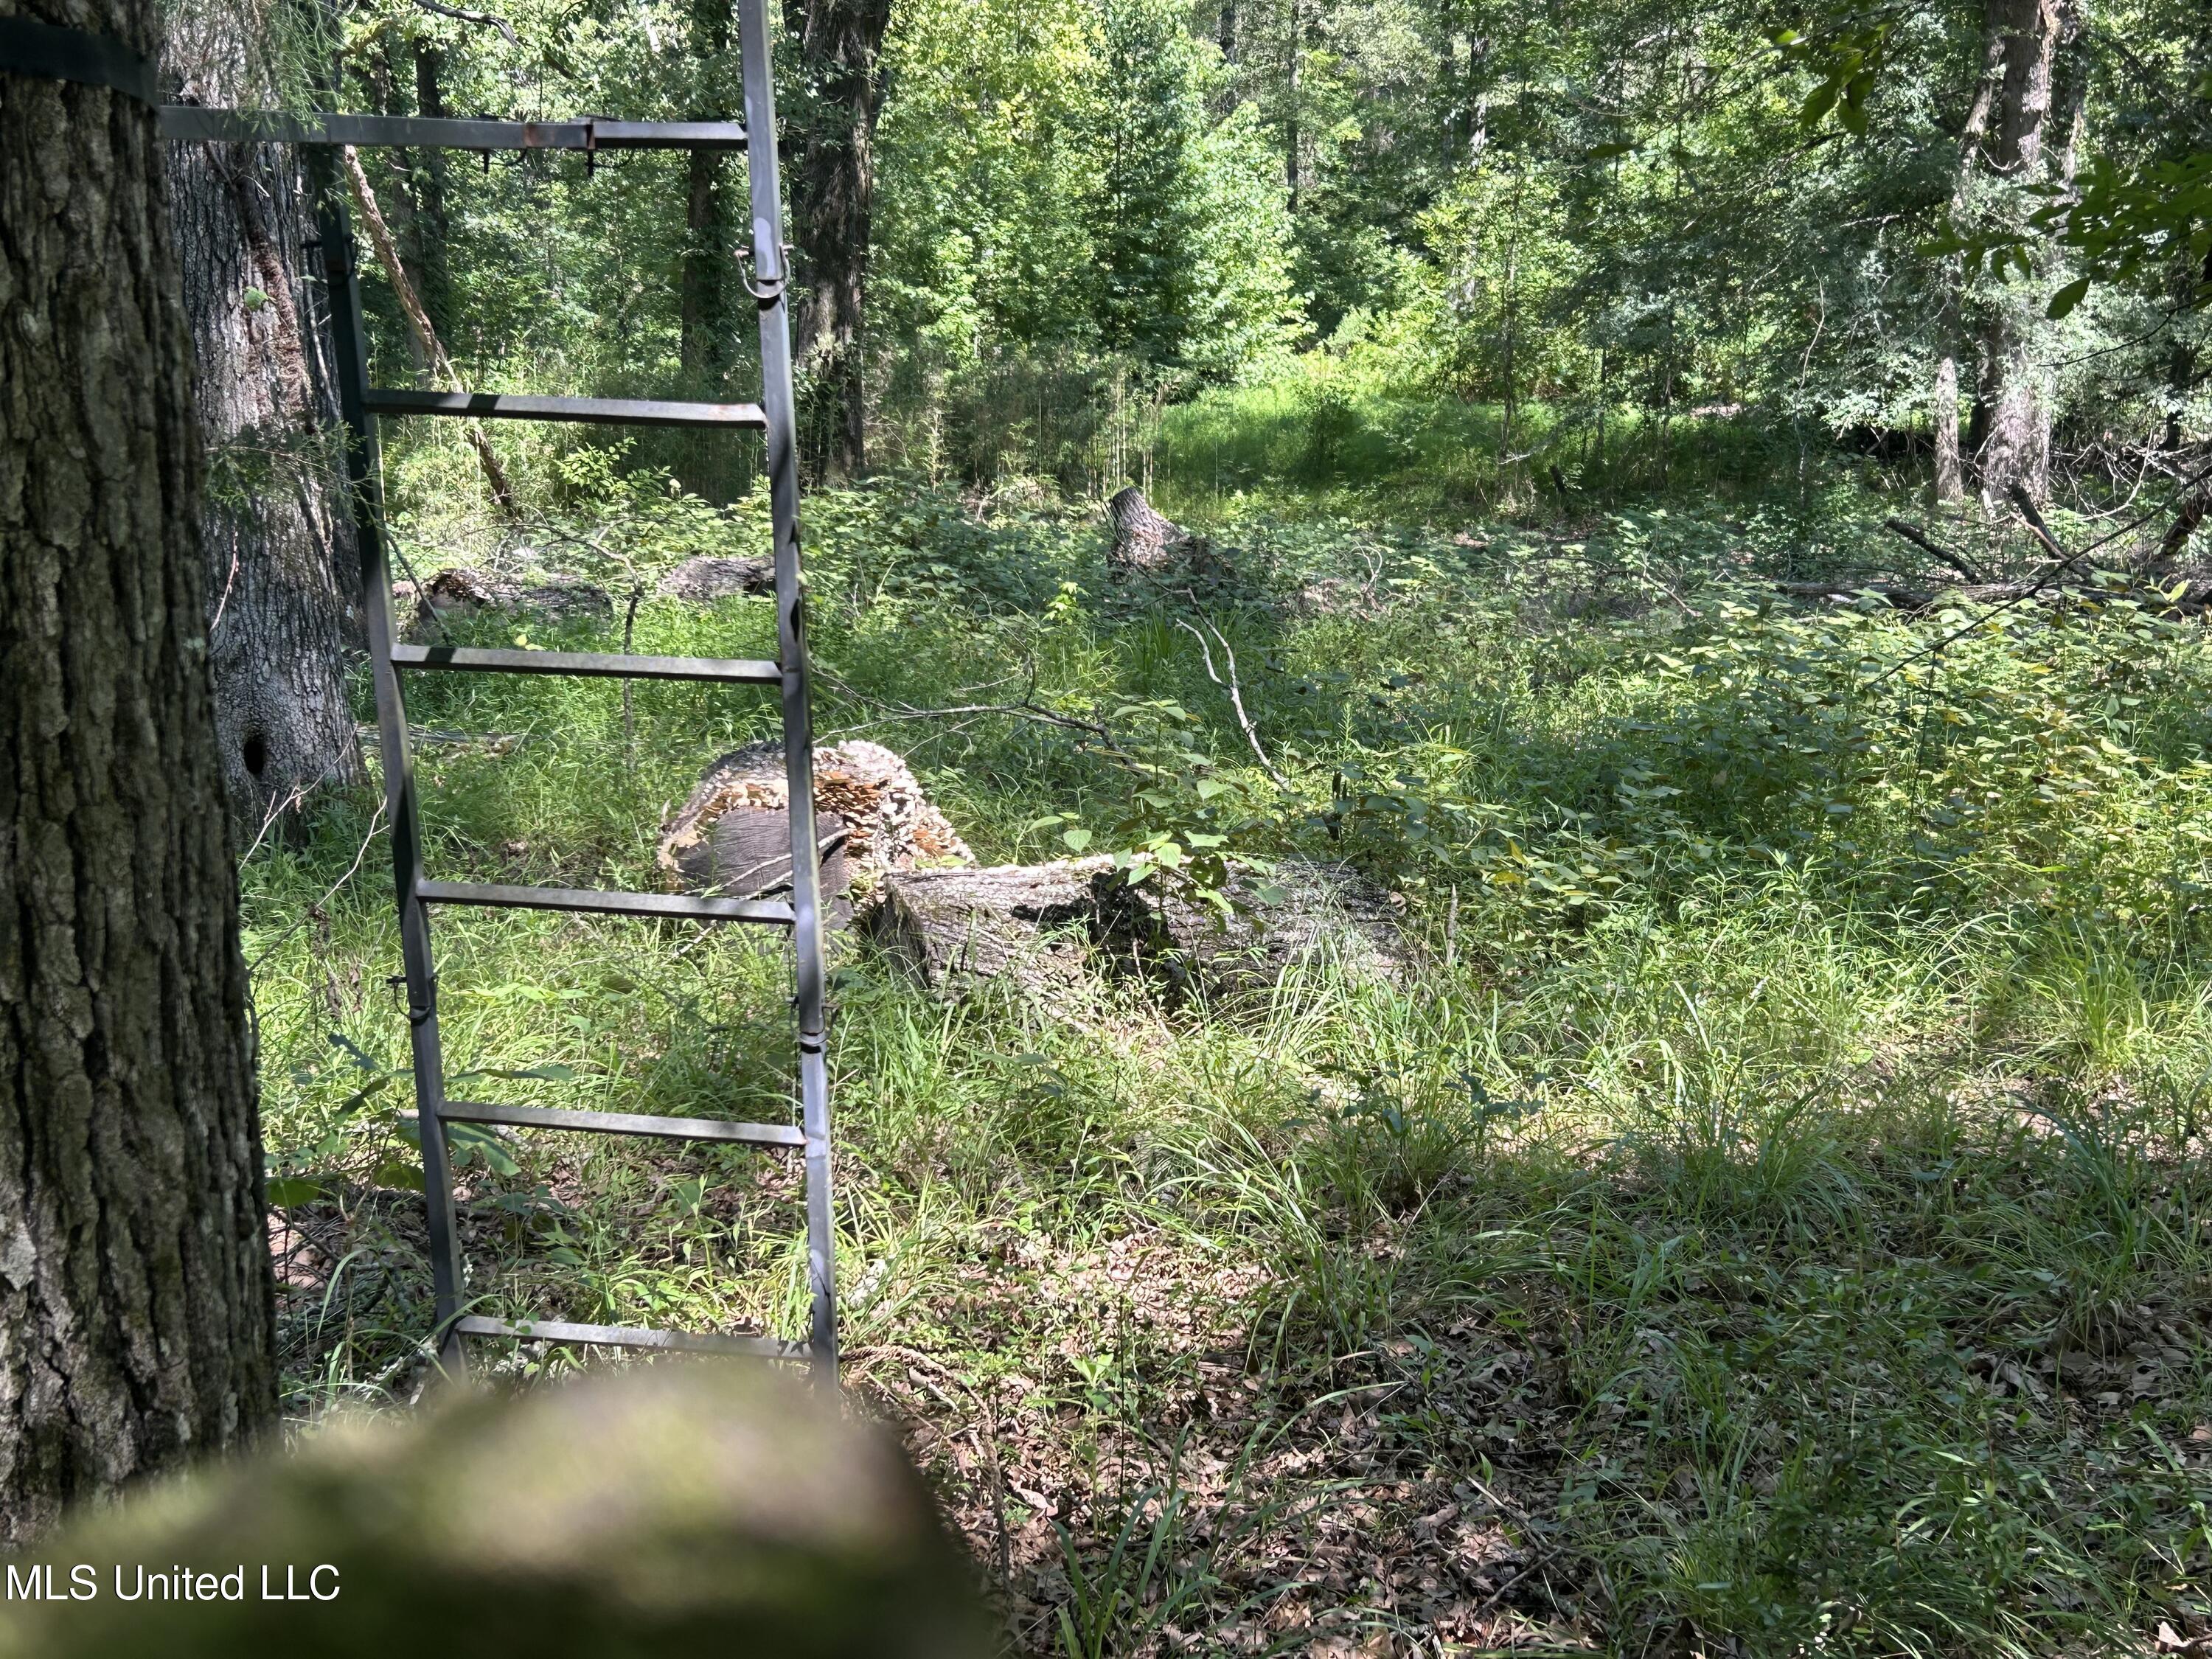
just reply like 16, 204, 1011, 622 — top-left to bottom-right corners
397, 566, 613, 625
864, 860, 1105, 993
658, 554, 774, 602
866, 856, 1406, 1002
1093, 858, 1408, 1003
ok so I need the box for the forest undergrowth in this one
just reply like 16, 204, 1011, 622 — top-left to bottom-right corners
244, 432, 2212, 1656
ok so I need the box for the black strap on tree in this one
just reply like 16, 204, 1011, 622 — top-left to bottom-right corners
0, 15, 158, 105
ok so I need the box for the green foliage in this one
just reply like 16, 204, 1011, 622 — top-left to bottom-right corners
247, 467, 2212, 1649
237, 0, 2212, 1646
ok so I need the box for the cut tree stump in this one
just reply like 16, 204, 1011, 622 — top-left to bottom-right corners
864, 860, 1107, 993
663, 805, 854, 926
1105, 485, 1232, 581
1107, 485, 1180, 571
658, 741, 970, 917
657, 554, 774, 602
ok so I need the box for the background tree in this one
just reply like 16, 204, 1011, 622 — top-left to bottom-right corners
783, 0, 896, 479
0, 0, 279, 1543
291, 0, 2202, 532
678, 0, 741, 499
1952, 0, 2087, 506
165, 0, 364, 834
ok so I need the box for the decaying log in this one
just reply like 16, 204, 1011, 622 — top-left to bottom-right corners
657, 554, 774, 602
658, 742, 970, 908
864, 861, 1106, 993
397, 566, 613, 626
867, 857, 1405, 1001
1093, 858, 1407, 1001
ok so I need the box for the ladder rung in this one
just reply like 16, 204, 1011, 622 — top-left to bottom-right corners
391, 644, 781, 684
454, 1315, 805, 1360
417, 880, 794, 925
364, 389, 767, 430
440, 1100, 803, 1147
159, 109, 747, 152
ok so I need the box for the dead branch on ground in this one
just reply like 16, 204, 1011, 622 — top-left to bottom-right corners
1174, 615, 1290, 790
1882, 516, 1986, 582
815, 667, 1132, 759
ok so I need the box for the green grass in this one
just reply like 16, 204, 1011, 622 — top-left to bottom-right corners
247, 457, 2212, 1655
1148, 375, 1932, 526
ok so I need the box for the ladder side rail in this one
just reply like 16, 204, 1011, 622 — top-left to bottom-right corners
307, 153, 469, 1371
739, 0, 837, 1387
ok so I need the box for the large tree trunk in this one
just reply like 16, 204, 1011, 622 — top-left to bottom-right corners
0, 0, 279, 1543
1980, 333, 2051, 505
165, 0, 364, 833
783, 0, 893, 480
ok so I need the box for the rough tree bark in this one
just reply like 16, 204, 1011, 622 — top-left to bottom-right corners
0, 0, 279, 1543
783, 0, 894, 480
165, 0, 365, 833
1106, 484, 1189, 570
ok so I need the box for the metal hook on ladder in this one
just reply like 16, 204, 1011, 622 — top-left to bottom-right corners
737, 243, 793, 303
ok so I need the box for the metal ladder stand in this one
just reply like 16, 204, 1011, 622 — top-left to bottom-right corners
164, 0, 836, 1381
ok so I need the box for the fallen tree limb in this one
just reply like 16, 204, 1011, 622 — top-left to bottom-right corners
1882, 516, 1984, 582
1866, 498, 2173, 684
815, 667, 1131, 758
2160, 487, 2211, 565
2007, 483, 2069, 563
340, 146, 519, 519
1175, 616, 1290, 789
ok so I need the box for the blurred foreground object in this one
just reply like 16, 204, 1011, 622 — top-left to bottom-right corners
0, 1365, 989, 1658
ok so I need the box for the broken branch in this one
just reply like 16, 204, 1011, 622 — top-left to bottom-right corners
1175, 616, 1290, 790
409, 0, 519, 46
340, 146, 519, 519
1882, 516, 1984, 582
